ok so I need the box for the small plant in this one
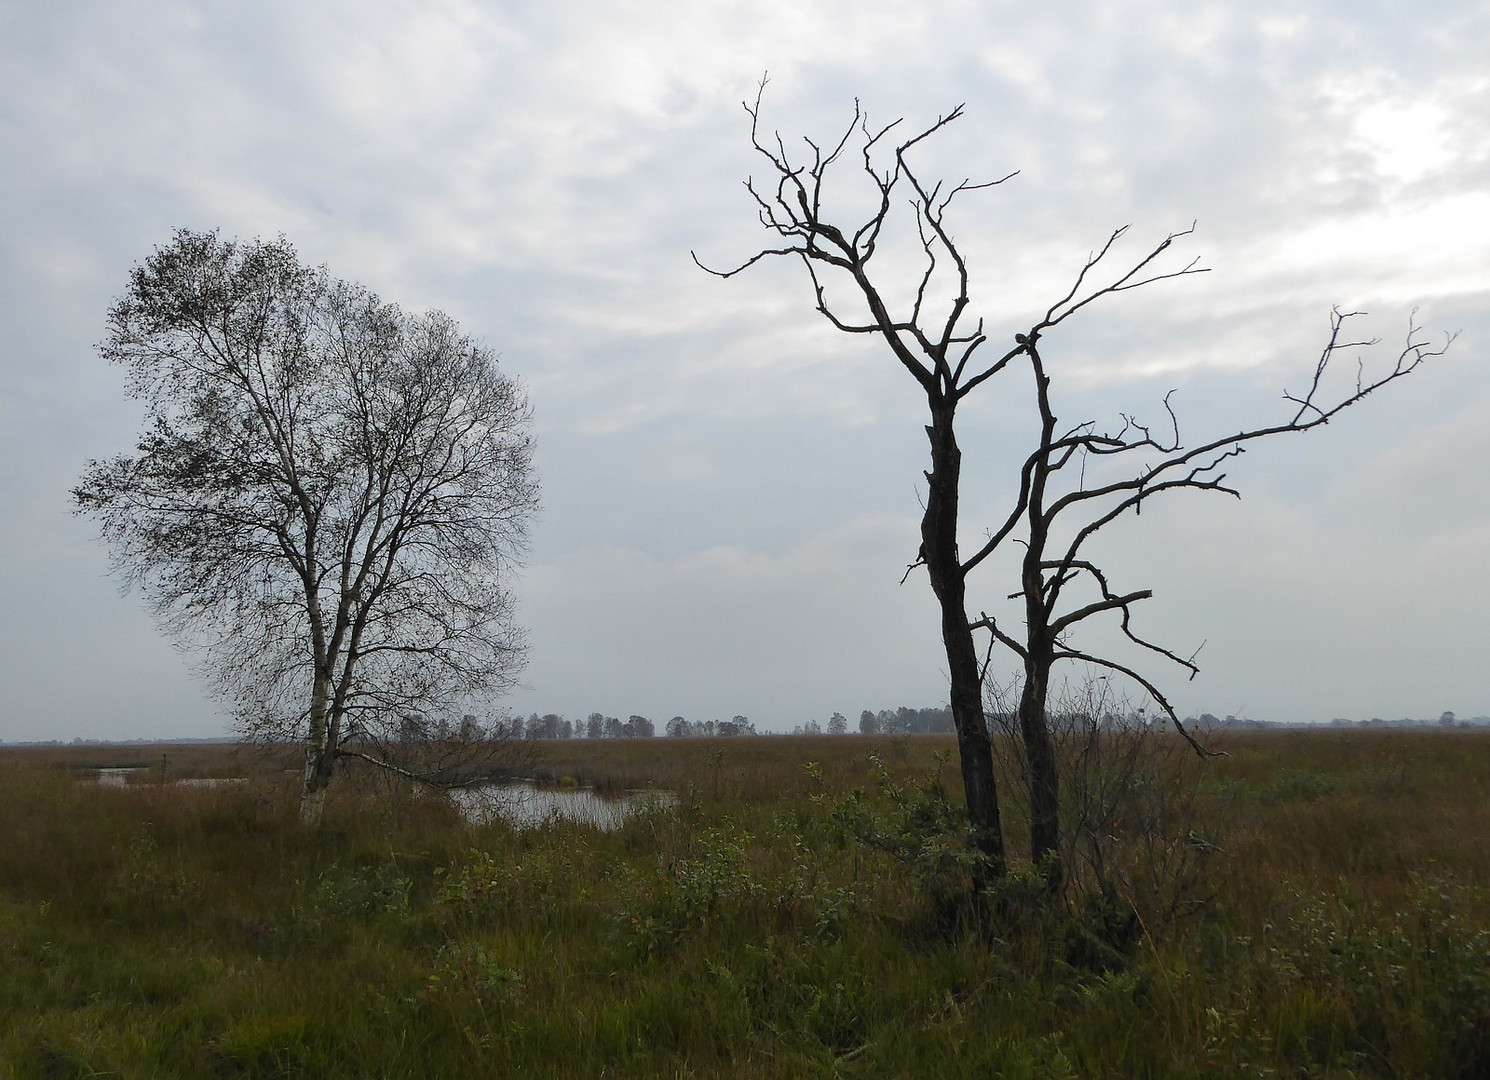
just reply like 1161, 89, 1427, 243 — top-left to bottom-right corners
116, 822, 198, 911
616, 822, 764, 955
1268, 769, 1337, 803
802, 760, 826, 798
828, 753, 984, 935
426, 941, 522, 1005
767, 809, 865, 941
434, 850, 515, 917
300, 860, 412, 928
434, 841, 578, 930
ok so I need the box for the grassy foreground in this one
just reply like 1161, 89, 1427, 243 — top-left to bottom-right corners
2, 732, 1488, 1077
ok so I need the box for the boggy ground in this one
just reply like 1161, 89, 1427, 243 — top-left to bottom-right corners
1, 730, 1488, 1077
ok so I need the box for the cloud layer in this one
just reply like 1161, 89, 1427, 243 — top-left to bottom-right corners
2, 0, 1486, 737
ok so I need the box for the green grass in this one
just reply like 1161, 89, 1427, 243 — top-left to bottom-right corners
2, 731, 1488, 1076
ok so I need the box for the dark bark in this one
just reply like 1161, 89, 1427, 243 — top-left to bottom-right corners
922, 397, 1006, 880
1020, 346, 1062, 890
1017, 650, 1060, 891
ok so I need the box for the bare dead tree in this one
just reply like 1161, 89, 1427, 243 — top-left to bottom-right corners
698, 83, 1449, 900
967, 305, 1446, 891
695, 85, 1209, 888
74, 231, 540, 823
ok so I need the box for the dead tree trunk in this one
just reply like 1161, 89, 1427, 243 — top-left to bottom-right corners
1017, 645, 1060, 891
1020, 342, 1062, 891
923, 397, 1006, 879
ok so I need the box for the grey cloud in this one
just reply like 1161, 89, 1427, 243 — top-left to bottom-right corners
1, 0, 1486, 739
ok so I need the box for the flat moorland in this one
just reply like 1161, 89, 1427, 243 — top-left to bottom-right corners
2, 730, 1487, 1077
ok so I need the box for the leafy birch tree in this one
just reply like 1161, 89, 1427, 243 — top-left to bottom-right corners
74, 231, 539, 822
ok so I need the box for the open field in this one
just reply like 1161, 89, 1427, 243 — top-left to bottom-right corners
3, 731, 1489, 1077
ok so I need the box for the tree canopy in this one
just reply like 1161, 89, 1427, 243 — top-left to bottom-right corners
74, 231, 539, 820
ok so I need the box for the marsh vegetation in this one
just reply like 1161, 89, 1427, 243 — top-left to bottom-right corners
3, 731, 1488, 1077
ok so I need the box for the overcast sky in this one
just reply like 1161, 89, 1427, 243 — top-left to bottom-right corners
2, 0, 1487, 741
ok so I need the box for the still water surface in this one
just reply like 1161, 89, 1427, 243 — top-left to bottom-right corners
89, 768, 670, 830
95, 767, 147, 786
93, 767, 246, 788
448, 781, 676, 829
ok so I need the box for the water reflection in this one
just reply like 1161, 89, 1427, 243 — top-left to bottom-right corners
86, 768, 668, 828
448, 781, 676, 829
95, 767, 148, 786
92, 768, 246, 788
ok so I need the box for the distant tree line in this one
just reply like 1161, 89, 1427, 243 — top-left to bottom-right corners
664, 716, 757, 737
423, 708, 966, 738
381, 706, 1490, 744
788, 713, 850, 736
856, 707, 955, 736
407, 705, 1490, 741
499, 707, 963, 738
459, 713, 763, 739
1202, 712, 1490, 731
496, 708, 954, 738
